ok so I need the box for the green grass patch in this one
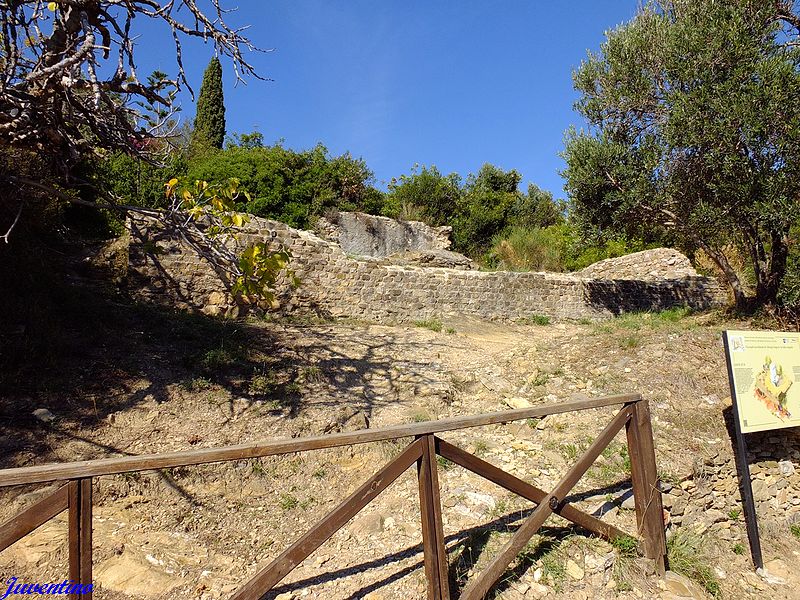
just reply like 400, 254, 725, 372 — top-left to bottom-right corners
619, 334, 641, 349
529, 372, 550, 387
518, 314, 551, 326
590, 444, 631, 484
472, 439, 489, 457
658, 470, 681, 487
249, 371, 275, 395
199, 347, 235, 372
279, 493, 299, 511
791, 523, 800, 539
540, 549, 567, 592
667, 528, 722, 598
612, 535, 639, 557
654, 306, 692, 323
297, 365, 323, 383
560, 443, 580, 461
181, 376, 213, 392
411, 410, 431, 422
414, 319, 443, 332
436, 456, 455, 470
594, 307, 694, 335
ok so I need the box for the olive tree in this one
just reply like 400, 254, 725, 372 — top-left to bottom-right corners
563, 0, 800, 309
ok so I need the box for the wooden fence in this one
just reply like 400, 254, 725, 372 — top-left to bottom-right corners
0, 393, 666, 599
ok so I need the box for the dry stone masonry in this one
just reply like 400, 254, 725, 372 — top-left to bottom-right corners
578, 248, 699, 280
127, 213, 726, 321
661, 429, 800, 556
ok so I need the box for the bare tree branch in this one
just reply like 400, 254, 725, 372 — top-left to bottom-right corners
0, 1, 267, 168
0, 201, 23, 243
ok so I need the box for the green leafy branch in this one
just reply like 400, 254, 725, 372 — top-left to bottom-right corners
164, 177, 296, 304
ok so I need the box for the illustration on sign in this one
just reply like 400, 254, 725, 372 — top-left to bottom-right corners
724, 330, 800, 433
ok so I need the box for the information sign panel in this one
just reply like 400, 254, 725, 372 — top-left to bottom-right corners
724, 330, 800, 433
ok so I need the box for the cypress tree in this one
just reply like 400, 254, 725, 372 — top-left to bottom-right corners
193, 57, 226, 149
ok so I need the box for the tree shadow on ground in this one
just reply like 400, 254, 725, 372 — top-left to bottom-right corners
263, 505, 583, 600
0, 238, 455, 473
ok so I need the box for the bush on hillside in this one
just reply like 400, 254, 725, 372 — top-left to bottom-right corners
488, 224, 653, 272
187, 142, 384, 229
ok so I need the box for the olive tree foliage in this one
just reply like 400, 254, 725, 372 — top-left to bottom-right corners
563, 0, 800, 309
0, 1, 291, 300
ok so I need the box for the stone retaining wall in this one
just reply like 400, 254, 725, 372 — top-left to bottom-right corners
127, 215, 726, 321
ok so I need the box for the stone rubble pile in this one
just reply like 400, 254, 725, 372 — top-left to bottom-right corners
664, 445, 800, 530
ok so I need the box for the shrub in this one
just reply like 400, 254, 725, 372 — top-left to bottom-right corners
490, 226, 567, 272
188, 142, 385, 229
487, 223, 654, 273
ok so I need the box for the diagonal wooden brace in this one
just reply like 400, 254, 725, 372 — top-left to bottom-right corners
435, 438, 630, 543
231, 438, 424, 600
459, 405, 634, 600
0, 484, 69, 553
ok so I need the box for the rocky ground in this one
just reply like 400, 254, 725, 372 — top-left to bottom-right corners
1, 291, 800, 599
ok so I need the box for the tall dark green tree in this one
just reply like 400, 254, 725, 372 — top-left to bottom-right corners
562, 0, 800, 309
452, 164, 523, 256
193, 57, 226, 149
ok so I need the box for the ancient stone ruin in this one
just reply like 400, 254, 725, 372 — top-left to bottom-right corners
126, 212, 726, 320
314, 210, 453, 257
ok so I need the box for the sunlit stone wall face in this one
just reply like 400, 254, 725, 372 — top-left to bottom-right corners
127, 215, 726, 321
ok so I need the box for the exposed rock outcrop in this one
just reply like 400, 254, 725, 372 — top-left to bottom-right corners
314, 210, 452, 257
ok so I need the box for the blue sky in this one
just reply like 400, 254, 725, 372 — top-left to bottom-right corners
135, 1, 640, 197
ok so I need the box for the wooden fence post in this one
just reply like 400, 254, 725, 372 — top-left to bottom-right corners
625, 400, 667, 575
417, 435, 450, 599
68, 478, 93, 600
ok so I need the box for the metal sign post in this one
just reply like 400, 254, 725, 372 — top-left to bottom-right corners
721, 329, 800, 570
722, 332, 763, 569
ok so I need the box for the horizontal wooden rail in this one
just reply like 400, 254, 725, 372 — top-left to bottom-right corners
0, 393, 639, 488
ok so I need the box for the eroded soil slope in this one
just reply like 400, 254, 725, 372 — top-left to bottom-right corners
1, 294, 799, 600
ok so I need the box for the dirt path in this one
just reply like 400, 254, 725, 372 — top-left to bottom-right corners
2, 308, 799, 599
